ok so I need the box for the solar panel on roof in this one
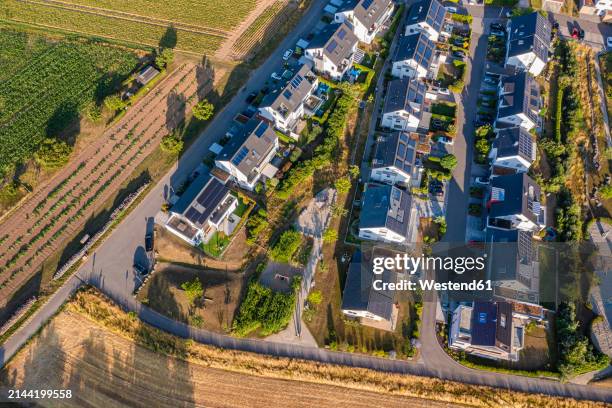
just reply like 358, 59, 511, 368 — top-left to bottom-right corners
283, 90, 293, 100
290, 74, 303, 88
254, 122, 269, 137
362, 0, 374, 9
399, 133, 408, 142
232, 146, 249, 165
338, 29, 346, 40
397, 143, 406, 157
326, 40, 338, 53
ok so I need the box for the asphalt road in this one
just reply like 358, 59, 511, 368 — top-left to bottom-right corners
1, 2, 612, 404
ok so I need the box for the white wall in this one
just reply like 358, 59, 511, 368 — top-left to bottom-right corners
370, 166, 411, 186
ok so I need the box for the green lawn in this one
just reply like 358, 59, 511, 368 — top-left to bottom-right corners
200, 231, 230, 258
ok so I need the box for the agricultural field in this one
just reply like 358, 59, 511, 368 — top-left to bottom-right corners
231, 0, 292, 59
0, 61, 212, 308
1, 287, 599, 408
0, 27, 138, 182
0, 0, 259, 55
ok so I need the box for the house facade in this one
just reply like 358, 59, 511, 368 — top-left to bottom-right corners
381, 77, 426, 131
370, 132, 418, 187
488, 127, 536, 174
334, 0, 394, 44
496, 72, 541, 131
258, 64, 319, 135
487, 173, 545, 232
404, 0, 449, 41
165, 173, 238, 246
505, 12, 551, 76
391, 32, 435, 79
358, 182, 417, 244
214, 119, 279, 191
304, 23, 358, 80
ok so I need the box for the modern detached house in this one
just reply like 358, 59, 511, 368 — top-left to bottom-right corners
334, 0, 394, 44
165, 173, 238, 246
214, 119, 279, 191
358, 182, 417, 244
489, 127, 536, 174
258, 64, 319, 136
487, 173, 545, 233
341, 251, 399, 331
404, 0, 449, 42
391, 32, 435, 79
505, 12, 551, 77
449, 301, 525, 362
304, 23, 358, 81
496, 72, 541, 131
370, 132, 418, 187
381, 77, 427, 131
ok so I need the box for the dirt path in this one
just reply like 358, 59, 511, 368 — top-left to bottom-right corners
0, 311, 458, 408
214, 0, 283, 61
0, 62, 212, 303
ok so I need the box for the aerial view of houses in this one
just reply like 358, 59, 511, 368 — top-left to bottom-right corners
0, 0, 611, 406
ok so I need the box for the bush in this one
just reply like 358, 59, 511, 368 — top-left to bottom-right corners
192, 99, 214, 121
440, 154, 457, 171
599, 185, 612, 199
335, 177, 351, 194
306, 290, 322, 306
155, 48, 174, 69
34, 138, 72, 169
160, 133, 184, 154
104, 94, 126, 112
270, 229, 302, 263
451, 13, 473, 24
233, 276, 301, 337
322, 228, 338, 244
181, 277, 203, 306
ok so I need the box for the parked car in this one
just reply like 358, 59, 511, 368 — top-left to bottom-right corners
282, 49, 294, 61
271, 72, 282, 80
571, 27, 584, 40
490, 30, 505, 37
437, 135, 454, 145
446, 6, 458, 13
145, 232, 154, 252
490, 23, 504, 31
475, 176, 490, 185
607, 36, 612, 49
133, 262, 149, 276
246, 92, 257, 104
453, 50, 466, 59
438, 87, 450, 95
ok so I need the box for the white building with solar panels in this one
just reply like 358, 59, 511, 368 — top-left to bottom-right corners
334, 0, 394, 44
304, 23, 358, 80
370, 132, 418, 187
214, 119, 279, 191
505, 12, 551, 77
404, 0, 449, 42
488, 127, 536, 174
486, 173, 545, 233
258, 64, 318, 134
165, 173, 238, 246
381, 77, 426, 132
358, 183, 417, 244
391, 32, 434, 79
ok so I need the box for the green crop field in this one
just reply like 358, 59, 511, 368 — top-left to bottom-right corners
0, 0, 258, 54
0, 28, 138, 177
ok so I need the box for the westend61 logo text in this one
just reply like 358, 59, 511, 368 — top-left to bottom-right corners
372, 254, 486, 275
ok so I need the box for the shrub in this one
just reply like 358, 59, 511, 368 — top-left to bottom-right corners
192, 99, 214, 121
307, 290, 322, 306
104, 94, 126, 112
322, 228, 338, 244
181, 277, 203, 306
155, 48, 174, 69
34, 138, 72, 170
160, 133, 184, 154
270, 229, 302, 263
599, 185, 612, 199
439, 154, 457, 171
334, 177, 351, 194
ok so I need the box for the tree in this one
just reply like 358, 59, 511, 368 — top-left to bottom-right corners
160, 133, 183, 154
334, 177, 351, 194
192, 99, 214, 121
34, 138, 72, 169
600, 185, 612, 199
270, 229, 302, 263
155, 48, 174, 69
181, 277, 203, 306
322, 228, 338, 244
439, 154, 458, 171
104, 95, 126, 112
348, 165, 360, 179
306, 290, 322, 306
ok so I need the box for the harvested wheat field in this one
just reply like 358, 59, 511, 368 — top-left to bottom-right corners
1, 288, 607, 408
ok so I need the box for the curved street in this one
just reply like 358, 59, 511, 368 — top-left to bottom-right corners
0, 1, 611, 404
